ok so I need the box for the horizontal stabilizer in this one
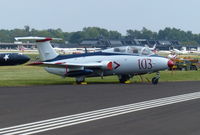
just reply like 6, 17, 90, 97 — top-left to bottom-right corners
15, 37, 62, 42
15, 36, 61, 61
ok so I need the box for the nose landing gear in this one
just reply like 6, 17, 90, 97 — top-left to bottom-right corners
152, 72, 160, 85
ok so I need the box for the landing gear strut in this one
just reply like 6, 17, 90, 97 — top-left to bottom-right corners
76, 77, 86, 84
152, 72, 160, 85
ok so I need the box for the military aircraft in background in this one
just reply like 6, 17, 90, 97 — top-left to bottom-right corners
147, 44, 156, 51
54, 47, 101, 54
0, 53, 30, 66
158, 47, 193, 55
15, 37, 174, 84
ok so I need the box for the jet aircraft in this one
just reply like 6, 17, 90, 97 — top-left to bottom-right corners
15, 37, 174, 84
0, 53, 30, 66
54, 47, 101, 54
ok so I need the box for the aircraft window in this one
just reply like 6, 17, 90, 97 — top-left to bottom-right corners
114, 47, 126, 53
114, 48, 120, 52
104, 46, 153, 55
132, 48, 139, 54
127, 47, 139, 54
141, 47, 152, 55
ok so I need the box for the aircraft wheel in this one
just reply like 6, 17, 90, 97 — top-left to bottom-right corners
152, 77, 159, 85
119, 75, 130, 83
76, 77, 85, 84
119, 78, 127, 83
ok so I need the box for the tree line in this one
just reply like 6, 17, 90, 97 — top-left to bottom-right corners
0, 26, 200, 45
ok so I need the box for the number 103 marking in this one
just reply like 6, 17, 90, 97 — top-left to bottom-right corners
138, 59, 153, 69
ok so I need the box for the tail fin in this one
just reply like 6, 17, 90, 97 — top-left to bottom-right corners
152, 44, 156, 50
144, 44, 156, 51
15, 37, 61, 61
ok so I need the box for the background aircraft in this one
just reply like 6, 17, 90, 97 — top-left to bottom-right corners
158, 47, 200, 55
173, 48, 188, 54
54, 47, 101, 54
0, 53, 30, 66
15, 37, 174, 84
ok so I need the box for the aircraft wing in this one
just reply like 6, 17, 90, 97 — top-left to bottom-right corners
28, 61, 113, 70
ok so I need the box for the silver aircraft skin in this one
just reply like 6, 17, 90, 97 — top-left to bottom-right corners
15, 37, 174, 84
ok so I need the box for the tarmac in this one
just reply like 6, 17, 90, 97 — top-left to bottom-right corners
0, 81, 200, 135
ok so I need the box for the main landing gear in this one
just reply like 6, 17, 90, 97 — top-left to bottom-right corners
76, 77, 87, 84
118, 75, 132, 83
151, 72, 160, 85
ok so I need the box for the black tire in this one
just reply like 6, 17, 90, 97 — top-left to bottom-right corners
119, 78, 127, 83
119, 75, 130, 83
152, 77, 159, 85
76, 81, 82, 84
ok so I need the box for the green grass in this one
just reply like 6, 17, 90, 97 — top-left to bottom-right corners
0, 65, 200, 86
0, 66, 68, 86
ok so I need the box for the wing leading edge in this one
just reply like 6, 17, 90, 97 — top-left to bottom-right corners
28, 61, 113, 70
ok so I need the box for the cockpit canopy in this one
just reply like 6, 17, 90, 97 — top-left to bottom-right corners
103, 46, 154, 56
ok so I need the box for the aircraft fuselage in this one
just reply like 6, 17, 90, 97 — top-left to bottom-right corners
44, 53, 169, 77
0, 53, 30, 66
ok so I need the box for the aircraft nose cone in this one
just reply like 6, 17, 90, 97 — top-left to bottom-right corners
168, 60, 174, 68
21, 55, 30, 63
16, 54, 30, 64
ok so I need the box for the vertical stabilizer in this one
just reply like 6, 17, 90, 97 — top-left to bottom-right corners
36, 40, 58, 61
15, 37, 60, 61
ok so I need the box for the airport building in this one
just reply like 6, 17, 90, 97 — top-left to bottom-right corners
0, 42, 36, 50
0, 39, 199, 51
79, 38, 178, 49
0, 42, 64, 50
79, 38, 200, 51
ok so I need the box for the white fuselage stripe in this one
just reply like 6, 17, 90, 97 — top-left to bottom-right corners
1, 92, 200, 135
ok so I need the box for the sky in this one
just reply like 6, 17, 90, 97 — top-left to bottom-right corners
0, 0, 200, 35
